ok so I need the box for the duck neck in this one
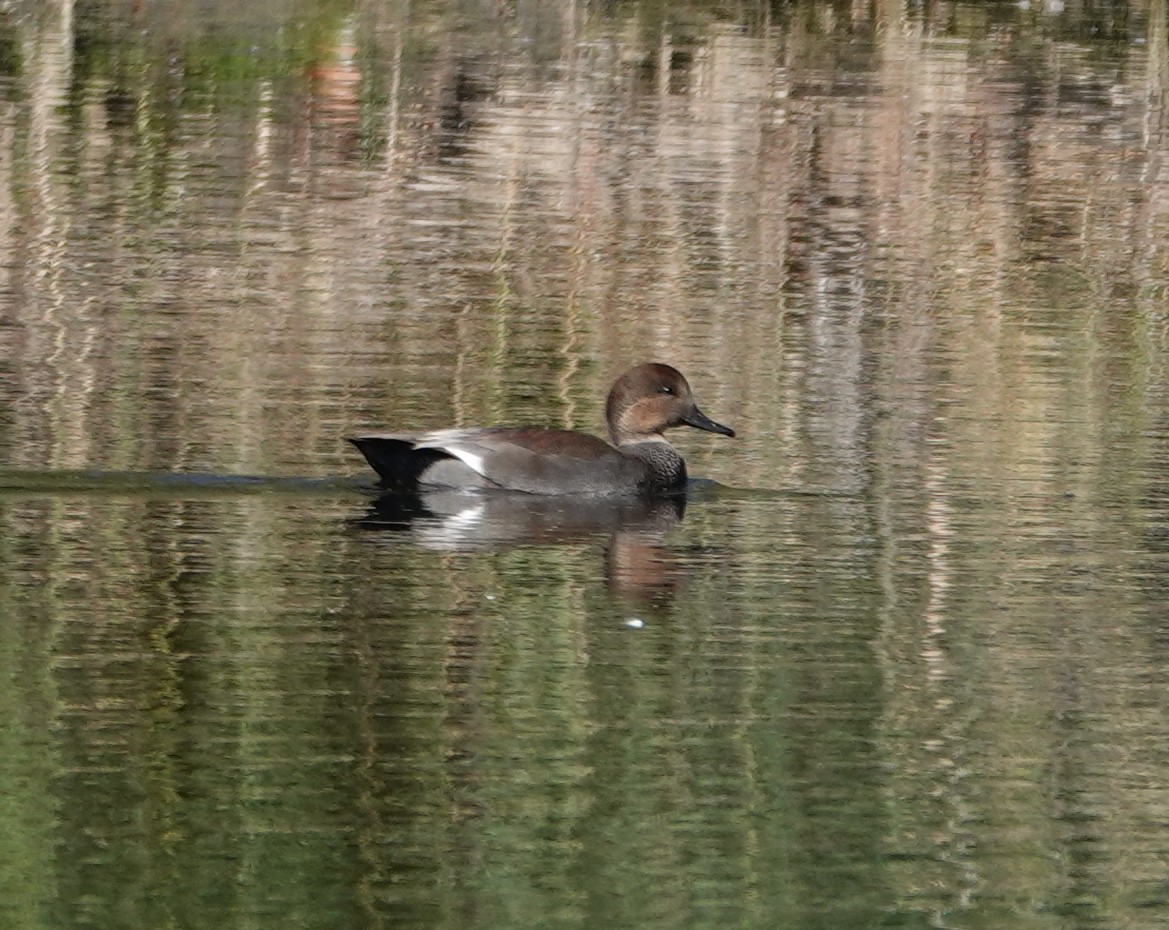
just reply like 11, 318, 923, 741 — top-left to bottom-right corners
617, 437, 687, 490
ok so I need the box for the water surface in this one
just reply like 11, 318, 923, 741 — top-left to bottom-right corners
2, 1, 1169, 928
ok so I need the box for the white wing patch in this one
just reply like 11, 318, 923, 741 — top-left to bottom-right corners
415, 430, 490, 478
444, 447, 487, 477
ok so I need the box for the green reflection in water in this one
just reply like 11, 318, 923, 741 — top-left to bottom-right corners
0, 505, 60, 930
1, 0, 1169, 927
0, 483, 894, 930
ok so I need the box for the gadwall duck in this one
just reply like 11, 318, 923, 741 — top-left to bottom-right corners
348, 363, 734, 496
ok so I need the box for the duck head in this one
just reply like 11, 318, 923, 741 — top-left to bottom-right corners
605, 363, 735, 446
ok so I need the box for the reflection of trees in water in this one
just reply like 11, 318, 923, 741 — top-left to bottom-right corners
1140, 417, 1169, 607
0, 0, 1166, 488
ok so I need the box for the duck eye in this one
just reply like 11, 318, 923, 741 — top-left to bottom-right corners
659, 385, 675, 395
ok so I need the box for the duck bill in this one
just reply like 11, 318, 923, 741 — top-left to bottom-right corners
681, 407, 735, 438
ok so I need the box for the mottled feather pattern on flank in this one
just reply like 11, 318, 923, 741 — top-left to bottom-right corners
422, 429, 637, 494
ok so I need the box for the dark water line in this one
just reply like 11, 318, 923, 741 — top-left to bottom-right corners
703, 482, 865, 501
0, 469, 861, 505
0, 469, 371, 497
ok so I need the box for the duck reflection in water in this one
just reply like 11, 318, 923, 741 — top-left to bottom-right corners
348, 363, 734, 600
359, 491, 687, 600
